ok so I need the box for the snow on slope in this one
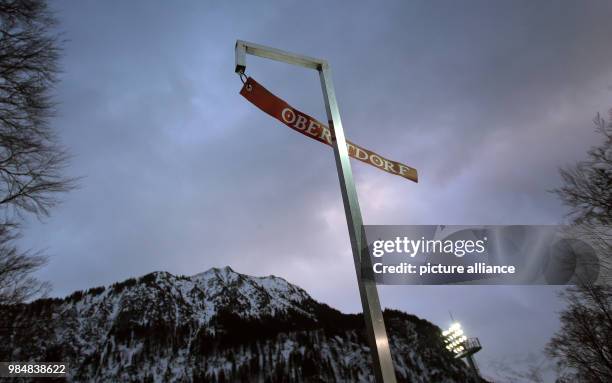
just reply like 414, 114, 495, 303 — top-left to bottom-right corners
0, 267, 481, 382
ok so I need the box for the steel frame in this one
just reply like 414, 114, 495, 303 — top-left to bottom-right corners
235, 40, 397, 383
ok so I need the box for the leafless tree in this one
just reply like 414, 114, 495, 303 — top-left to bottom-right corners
546, 109, 612, 382
0, 0, 75, 304
545, 283, 612, 382
0, 223, 49, 304
1, 0, 75, 217
553, 110, 612, 281
554, 111, 612, 226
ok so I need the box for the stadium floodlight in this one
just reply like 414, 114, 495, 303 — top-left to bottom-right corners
442, 322, 482, 379
442, 322, 469, 355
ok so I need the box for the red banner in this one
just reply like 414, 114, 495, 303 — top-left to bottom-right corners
240, 77, 418, 183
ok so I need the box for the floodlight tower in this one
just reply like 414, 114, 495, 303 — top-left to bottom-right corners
442, 322, 482, 379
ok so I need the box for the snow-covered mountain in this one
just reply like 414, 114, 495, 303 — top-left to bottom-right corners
1, 267, 481, 382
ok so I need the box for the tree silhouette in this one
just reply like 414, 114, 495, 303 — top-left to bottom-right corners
553, 110, 612, 279
0, 0, 75, 305
0, 223, 48, 303
554, 111, 612, 225
546, 284, 612, 382
547, 109, 612, 382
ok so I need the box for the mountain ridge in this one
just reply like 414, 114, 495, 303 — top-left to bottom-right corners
1, 266, 481, 382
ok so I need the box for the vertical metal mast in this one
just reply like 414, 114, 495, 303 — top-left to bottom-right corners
235, 40, 397, 383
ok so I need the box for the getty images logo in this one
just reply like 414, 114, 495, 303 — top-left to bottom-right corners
371, 234, 488, 258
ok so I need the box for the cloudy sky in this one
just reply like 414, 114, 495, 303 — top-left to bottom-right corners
19, 0, 612, 380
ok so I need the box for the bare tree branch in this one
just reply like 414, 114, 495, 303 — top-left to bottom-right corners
0, 222, 49, 305
0, 0, 75, 304
545, 282, 612, 382
553, 111, 612, 226
0, 0, 76, 219
546, 109, 612, 382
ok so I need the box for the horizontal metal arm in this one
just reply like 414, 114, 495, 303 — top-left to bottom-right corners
235, 40, 327, 74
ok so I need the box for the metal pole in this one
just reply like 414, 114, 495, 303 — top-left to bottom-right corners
466, 354, 480, 380
235, 40, 397, 383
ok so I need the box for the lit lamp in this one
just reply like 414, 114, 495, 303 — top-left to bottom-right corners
442, 322, 482, 379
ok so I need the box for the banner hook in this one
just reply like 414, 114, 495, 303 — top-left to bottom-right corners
238, 71, 247, 84
238, 72, 252, 92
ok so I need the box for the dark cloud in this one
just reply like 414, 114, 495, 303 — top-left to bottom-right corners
17, 0, 612, 380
